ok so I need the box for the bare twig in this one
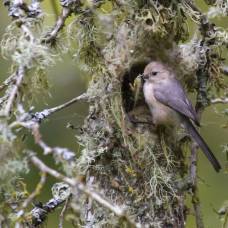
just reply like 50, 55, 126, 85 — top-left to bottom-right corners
42, 0, 104, 45
31, 93, 88, 122
189, 127, 205, 228
30, 155, 141, 228
189, 143, 204, 228
189, 59, 207, 228
9, 93, 88, 153
10, 119, 76, 160
190, 143, 198, 187
42, 7, 72, 44
192, 195, 204, 228
16, 172, 47, 219
59, 195, 71, 228
9, 94, 88, 159
211, 97, 228, 104
4, 66, 25, 116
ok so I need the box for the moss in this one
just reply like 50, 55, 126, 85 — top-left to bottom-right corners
1, 0, 227, 226
73, 2, 193, 226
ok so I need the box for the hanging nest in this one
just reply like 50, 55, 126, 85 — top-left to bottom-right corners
72, 3, 193, 227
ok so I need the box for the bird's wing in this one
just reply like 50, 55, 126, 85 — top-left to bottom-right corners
154, 79, 200, 126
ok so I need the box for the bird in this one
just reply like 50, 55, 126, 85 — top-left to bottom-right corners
141, 61, 221, 172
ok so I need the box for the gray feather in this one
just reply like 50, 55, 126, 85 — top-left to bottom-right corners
154, 79, 200, 126
181, 115, 221, 172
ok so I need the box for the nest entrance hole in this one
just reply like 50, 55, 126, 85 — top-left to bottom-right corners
121, 61, 155, 126
121, 61, 148, 113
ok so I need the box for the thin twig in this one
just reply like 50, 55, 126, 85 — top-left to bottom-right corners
59, 195, 71, 228
190, 143, 198, 187
30, 155, 141, 228
9, 94, 88, 159
42, 7, 72, 44
31, 93, 88, 122
190, 52, 207, 228
189, 143, 204, 228
4, 66, 25, 116
211, 97, 228, 104
16, 172, 47, 219
189, 123, 204, 228
10, 119, 76, 160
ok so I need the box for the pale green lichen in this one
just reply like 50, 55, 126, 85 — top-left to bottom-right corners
73, 3, 191, 225
1, 0, 228, 227
208, 0, 228, 18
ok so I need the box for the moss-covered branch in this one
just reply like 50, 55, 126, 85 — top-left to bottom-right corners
0, 0, 227, 227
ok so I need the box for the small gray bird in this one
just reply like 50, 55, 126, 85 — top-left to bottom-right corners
142, 61, 221, 172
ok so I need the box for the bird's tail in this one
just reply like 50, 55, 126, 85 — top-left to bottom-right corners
181, 116, 221, 172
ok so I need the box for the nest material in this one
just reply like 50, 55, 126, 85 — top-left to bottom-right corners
74, 5, 190, 227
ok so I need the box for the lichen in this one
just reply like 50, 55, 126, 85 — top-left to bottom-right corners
1, 0, 227, 227
73, 2, 193, 226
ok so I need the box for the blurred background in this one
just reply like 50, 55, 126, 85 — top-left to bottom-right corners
0, 1, 227, 227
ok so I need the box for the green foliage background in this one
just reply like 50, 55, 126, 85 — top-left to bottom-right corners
0, 1, 227, 227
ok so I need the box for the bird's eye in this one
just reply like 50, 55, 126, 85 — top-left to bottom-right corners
151, 71, 158, 76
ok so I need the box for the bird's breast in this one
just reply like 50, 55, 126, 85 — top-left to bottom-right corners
143, 83, 180, 126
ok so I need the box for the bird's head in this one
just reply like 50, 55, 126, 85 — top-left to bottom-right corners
141, 61, 173, 83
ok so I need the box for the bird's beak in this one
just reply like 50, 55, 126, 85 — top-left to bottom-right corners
139, 73, 149, 81
143, 74, 149, 80
137, 74, 147, 81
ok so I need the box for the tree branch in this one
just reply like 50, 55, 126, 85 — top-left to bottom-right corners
3, 66, 25, 116
42, 7, 72, 44
16, 172, 47, 220
59, 195, 71, 228
31, 93, 88, 123
25, 181, 71, 227
30, 154, 141, 228
9, 94, 89, 159
190, 143, 204, 228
